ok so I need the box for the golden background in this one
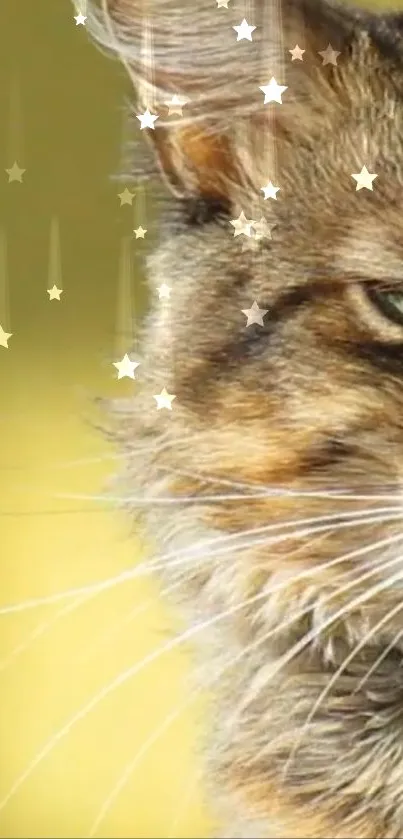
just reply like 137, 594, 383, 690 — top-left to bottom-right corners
0, 0, 398, 837
0, 2, 209, 837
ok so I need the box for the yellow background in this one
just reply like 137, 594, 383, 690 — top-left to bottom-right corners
0, 0, 398, 837
0, 2, 209, 837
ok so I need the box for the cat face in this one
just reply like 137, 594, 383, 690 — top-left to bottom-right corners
89, 0, 403, 618
87, 2, 403, 835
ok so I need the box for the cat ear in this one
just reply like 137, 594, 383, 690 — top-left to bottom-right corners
86, 0, 365, 201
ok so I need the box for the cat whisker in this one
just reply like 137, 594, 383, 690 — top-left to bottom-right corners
75, 576, 187, 667
146, 461, 403, 499
0, 593, 96, 676
239, 552, 403, 715
354, 624, 403, 695
0, 509, 401, 617
0, 452, 125, 473
53, 486, 403, 507
281, 598, 403, 786
166, 767, 202, 839
0, 587, 279, 816
89, 540, 403, 837
4, 527, 401, 818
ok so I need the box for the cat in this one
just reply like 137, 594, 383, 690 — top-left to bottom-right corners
86, 0, 403, 836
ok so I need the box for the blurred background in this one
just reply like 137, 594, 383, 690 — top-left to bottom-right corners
0, 2, 210, 837
0, 0, 399, 837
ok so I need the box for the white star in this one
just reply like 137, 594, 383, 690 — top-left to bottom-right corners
318, 44, 340, 66
252, 217, 273, 241
5, 162, 25, 182
216, 0, 230, 6
74, 13, 87, 25
0, 325, 12, 348
241, 301, 268, 327
47, 285, 63, 300
261, 181, 280, 200
351, 165, 378, 192
165, 95, 188, 116
233, 19, 256, 41
289, 44, 305, 61
230, 211, 254, 238
136, 109, 159, 130
118, 188, 135, 206
259, 78, 288, 104
157, 283, 171, 299
134, 226, 147, 238
154, 387, 176, 410
113, 354, 140, 380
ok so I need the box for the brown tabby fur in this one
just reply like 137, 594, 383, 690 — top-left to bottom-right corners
86, 0, 403, 835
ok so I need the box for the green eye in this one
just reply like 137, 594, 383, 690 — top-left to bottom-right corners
366, 286, 403, 327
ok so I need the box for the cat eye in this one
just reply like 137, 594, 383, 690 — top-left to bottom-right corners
365, 286, 403, 328
346, 281, 403, 344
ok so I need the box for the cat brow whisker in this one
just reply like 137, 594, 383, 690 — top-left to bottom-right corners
282, 598, 403, 786
0, 509, 401, 617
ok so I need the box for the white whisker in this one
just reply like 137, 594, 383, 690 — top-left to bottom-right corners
75, 576, 186, 667
0, 508, 400, 617
0, 588, 276, 815
166, 768, 201, 839
282, 598, 403, 784
0, 592, 96, 676
5, 527, 403, 819
239, 552, 403, 714
0, 509, 401, 617
88, 534, 403, 836
354, 625, 403, 694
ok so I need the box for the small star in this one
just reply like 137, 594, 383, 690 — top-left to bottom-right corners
318, 44, 341, 66
230, 211, 254, 238
261, 181, 280, 200
74, 13, 87, 24
113, 353, 140, 380
216, 0, 230, 6
241, 301, 268, 327
233, 19, 256, 41
134, 226, 147, 239
0, 325, 12, 348
351, 165, 378, 192
5, 162, 25, 183
259, 77, 288, 104
253, 217, 273, 241
165, 95, 188, 116
118, 188, 135, 206
153, 387, 176, 410
289, 44, 305, 61
47, 285, 63, 300
136, 109, 159, 130
157, 283, 171, 299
